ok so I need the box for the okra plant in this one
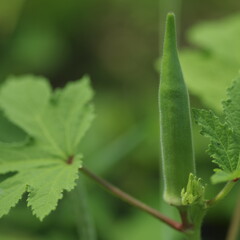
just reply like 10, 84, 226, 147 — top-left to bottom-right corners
0, 12, 239, 240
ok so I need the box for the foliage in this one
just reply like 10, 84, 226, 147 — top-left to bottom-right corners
180, 14, 240, 111
0, 2, 240, 239
0, 75, 94, 220
193, 76, 240, 184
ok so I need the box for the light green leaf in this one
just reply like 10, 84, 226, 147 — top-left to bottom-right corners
0, 75, 94, 157
188, 14, 240, 63
27, 156, 81, 220
0, 145, 60, 174
0, 110, 29, 146
57, 76, 94, 155
211, 168, 240, 184
223, 76, 240, 135
179, 13, 240, 111
0, 172, 27, 217
180, 50, 236, 111
193, 109, 240, 183
0, 75, 94, 219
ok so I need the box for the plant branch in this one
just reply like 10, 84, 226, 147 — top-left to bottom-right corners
207, 181, 236, 207
226, 192, 240, 240
179, 208, 193, 229
71, 179, 97, 240
80, 166, 184, 232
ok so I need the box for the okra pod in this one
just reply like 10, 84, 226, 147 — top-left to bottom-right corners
159, 13, 195, 206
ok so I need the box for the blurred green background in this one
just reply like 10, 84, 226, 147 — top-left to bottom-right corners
0, 0, 240, 239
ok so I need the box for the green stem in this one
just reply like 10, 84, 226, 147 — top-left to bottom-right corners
185, 229, 201, 240
207, 181, 236, 207
226, 191, 240, 240
184, 216, 204, 240
180, 206, 206, 240
71, 178, 97, 240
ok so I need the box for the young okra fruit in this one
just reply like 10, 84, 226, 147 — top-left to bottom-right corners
159, 13, 195, 206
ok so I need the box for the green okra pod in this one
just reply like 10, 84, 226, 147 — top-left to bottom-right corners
159, 13, 195, 206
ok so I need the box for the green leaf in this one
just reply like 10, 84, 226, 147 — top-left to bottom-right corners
0, 172, 27, 218
180, 50, 236, 111
223, 76, 240, 135
0, 110, 29, 146
211, 168, 240, 184
27, 157, 81, 220
193, 109, 240, 183
179, 13, 240, 111
181, 173, 205, 206
187, 14, 240, 63
0, 75, 94, 219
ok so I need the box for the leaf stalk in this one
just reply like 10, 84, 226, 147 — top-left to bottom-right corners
207, 181, 236, 207
80, 166, 185, 232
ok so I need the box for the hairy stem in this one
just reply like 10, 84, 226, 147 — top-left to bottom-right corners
207, 181, 236, 207
80, 166, 184, 232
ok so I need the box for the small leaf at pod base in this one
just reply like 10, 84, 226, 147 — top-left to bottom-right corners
181, 173, 205, 206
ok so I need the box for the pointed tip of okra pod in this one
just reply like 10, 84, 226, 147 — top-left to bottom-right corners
167, 12, 175, 20
163, 12, 177, 52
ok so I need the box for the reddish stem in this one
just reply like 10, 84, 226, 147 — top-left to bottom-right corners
179, 208, 193, 230
80, 166, 185, 232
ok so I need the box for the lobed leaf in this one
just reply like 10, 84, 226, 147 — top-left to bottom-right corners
0, 172, 27, 217
0, 75, 94, 219
27, 156, 81, 220
193, 108, 240, 183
